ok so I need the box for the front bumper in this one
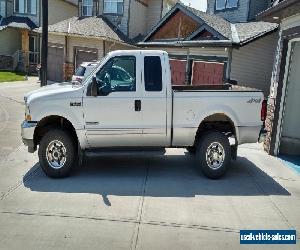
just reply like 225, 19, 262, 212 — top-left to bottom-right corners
21, 121, 37, 153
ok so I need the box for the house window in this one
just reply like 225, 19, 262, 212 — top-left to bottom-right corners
14, 0, 37, 14
0, 0, 6, 17
29, 35, 40, 64
103, 0, 123, 15
82, 0, 93, 16
215, 0, 238, 10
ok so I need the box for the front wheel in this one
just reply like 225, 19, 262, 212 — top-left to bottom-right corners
38, 129, 77, 178
195, 131, 231, 179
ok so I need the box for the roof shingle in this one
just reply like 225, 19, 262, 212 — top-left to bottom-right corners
235, 22, 278, 44
35, 16, 132, 44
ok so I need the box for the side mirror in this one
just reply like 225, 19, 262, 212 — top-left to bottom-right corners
91, 77, 98, 97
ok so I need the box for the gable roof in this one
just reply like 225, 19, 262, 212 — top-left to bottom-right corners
234, 21, 278, 44
0, 16, 37, 31
144, 2, 232, 41
34, 16, 132, 45
141, 2, 278, 47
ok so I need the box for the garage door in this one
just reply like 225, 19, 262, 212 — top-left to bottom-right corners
280, 42, 300, 155
48, 45, 64, 82
169, 59, 186, 85
191, 61, 224, 85
75, 49, 97, 69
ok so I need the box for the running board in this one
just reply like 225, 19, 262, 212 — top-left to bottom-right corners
84, 147, 166, 157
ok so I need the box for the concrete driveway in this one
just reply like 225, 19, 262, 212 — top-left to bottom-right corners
0, 80, 299, 250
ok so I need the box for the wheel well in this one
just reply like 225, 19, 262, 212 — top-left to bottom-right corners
195, 113, 236, 145
34, 115, 78, 146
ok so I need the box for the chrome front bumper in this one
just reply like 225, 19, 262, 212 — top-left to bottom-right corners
21, 121, 37, 153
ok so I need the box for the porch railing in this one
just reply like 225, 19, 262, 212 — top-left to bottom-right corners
12, 50, 40, 72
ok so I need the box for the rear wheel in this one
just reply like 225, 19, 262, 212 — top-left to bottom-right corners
38, 129, 77, 178
195, 131, 231, 179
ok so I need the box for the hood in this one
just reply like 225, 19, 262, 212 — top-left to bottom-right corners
25, 82, 82, 104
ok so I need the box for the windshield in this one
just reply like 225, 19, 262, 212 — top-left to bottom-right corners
83, 56, 109, 84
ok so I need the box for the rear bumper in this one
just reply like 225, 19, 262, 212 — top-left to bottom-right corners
238, 126, 261, 145
21, 121, 37, 153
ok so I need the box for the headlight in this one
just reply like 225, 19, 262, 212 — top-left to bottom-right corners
25, 104, 31, 121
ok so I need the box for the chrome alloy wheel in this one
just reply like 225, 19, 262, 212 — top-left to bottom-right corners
205, 142, 225, 170
46, 140, 67, 169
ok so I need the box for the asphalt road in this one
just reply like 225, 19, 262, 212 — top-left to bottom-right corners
0, 80, 299, 250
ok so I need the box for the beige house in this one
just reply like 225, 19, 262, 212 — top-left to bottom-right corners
39, 0, 177, 81
0, 0, 77, 72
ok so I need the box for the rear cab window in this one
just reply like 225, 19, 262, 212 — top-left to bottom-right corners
144, 56, 162, 92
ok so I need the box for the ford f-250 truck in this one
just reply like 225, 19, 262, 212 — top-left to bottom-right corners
21, 50, 266, 179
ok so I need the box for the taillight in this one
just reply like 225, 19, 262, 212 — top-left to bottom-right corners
261, 100, 267, 121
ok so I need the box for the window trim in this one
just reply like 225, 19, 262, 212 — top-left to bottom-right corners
215, 0, 239, 11
103, 0, 124, 15
0, 0, 6, 17
81, 0, 93, 17
14, 0, 37, 15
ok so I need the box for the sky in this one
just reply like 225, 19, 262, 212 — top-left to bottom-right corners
180, 0, 207, 11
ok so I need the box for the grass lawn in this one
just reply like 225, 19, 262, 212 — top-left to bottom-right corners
0, 71, 26, 83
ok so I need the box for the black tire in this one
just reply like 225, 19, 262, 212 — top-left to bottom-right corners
38, 129, 77, 178
186, 146, 196, 154
195, 131, 231, 179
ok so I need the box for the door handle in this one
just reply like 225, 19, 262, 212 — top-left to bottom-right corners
135, 100, 141, 112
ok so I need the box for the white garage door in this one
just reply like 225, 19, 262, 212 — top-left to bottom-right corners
280, 42, 300, 155
48, 45, 64, 82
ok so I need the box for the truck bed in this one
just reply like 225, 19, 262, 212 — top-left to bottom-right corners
172, 84, 262, 92
171, 86, 264, 146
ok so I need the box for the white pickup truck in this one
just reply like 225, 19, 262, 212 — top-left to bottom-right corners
21, 50, 265, 179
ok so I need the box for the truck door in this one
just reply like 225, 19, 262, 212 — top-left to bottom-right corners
141, 55, 168, 146
83, 55, 144, 147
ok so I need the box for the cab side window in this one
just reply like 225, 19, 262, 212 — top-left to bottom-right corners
144, 56, 162, 92
95, 56, 136, 95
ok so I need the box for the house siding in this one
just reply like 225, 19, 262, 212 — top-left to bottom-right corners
104, 40, 133, 54
48, 0, 77, 25
0, 28, 21, 55
48, 34, 65, 45
207, 0, 250, 22
67, 36, 104, 63
146, 0, 162, 32
248, 0, 269, 21
231, 32, 278, 97
128, 0, 147, 38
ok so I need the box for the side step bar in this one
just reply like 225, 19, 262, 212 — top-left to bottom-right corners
84, 147, 166, 157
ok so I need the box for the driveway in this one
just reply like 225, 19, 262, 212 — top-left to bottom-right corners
0, 80, 299, 249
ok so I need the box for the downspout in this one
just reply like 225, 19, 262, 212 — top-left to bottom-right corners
185, 47, 190, 85
226, 47, 232, 80
229, 23, 240, 81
